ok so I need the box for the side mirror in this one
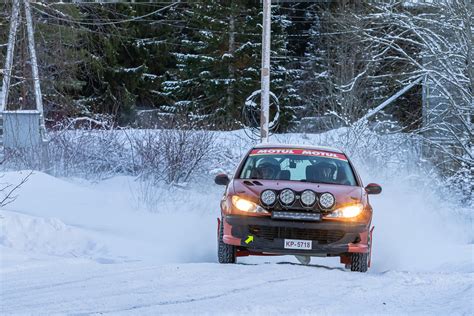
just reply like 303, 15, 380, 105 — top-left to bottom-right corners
365, 183, 382, 195
214, 173, 230, 186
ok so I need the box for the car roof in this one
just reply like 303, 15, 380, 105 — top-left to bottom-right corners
252, 143, 344, 154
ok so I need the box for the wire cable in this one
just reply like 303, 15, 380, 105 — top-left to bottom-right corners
32, 1, 181, 26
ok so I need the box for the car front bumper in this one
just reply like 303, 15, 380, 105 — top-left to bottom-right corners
223, 215, 370, 256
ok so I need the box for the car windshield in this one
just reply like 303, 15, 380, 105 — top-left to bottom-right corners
239, 148, 357, 186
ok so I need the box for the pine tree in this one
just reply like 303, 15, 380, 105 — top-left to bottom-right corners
159, 1, 300, 130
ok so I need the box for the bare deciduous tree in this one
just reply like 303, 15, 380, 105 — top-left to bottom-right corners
0, 170, 32, 208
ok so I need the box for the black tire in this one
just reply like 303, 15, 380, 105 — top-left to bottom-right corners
218, 217, 236, 264
350, 253, 368, 272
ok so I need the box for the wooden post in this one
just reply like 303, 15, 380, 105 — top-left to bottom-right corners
23, 0, 46, 139
260, 0, 271, 143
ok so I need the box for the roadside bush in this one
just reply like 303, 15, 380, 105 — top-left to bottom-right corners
46, 119, 132, 179
1, 117, 217, 186
130, 128, 216, 211
48, 129, 131, 179
131, 128, 216, 184
2, 146, 47, 171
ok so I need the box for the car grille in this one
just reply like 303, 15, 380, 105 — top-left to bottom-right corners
248, 225, 345, 244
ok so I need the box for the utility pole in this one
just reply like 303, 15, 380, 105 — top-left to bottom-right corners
24, 0, 44, 117
260, 0, 271, 143
0, 0, 21, 112
226, 1, 236, 124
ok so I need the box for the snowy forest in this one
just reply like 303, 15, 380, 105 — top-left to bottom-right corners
0, 0, 471, 198
0, 1, 473, 314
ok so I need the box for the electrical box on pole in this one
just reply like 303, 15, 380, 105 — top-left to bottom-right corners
3, 110, 42, 149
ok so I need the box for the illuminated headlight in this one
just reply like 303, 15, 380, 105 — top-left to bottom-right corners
326, 203, 364, 218
300, 190, 317, 206
319, 192, 335, 209
279, 189, 295, 205
232, 196, 268, 214
260, 190, 276, 206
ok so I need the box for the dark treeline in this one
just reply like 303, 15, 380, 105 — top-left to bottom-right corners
0, 1, 433, 131
0, 1, 472, 199
0, 0, 472, 136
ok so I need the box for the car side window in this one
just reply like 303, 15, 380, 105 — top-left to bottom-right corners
240, 157, 255, 179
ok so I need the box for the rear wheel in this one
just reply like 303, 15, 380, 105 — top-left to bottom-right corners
350, 253, 368, 272
218, 217, 236, 264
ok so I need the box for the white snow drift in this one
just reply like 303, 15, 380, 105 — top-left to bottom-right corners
0, 129, 472, 315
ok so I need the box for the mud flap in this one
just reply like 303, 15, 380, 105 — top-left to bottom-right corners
295, 255, 311, 265
368, 226, 374, 268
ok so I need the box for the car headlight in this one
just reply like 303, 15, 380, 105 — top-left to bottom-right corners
232, 196, 268, 214
319, 192, 335, 209
300, 190, 317, 206
325, 203, 364, 219
279, 189, 295, 205
260, 190, 276, 206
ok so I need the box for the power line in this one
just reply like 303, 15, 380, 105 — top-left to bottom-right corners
32, 1, 181, 26
37, 1, 181, 4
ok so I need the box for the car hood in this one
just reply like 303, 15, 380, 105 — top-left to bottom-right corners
232, 179, 364, 208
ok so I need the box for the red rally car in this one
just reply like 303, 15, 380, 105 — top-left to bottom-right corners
215, 144, 381, 272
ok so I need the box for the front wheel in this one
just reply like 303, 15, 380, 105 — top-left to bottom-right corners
218, 217, 236, 264
350, 253, 368, 272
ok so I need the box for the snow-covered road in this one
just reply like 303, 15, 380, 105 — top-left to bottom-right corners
1, 170, 472, 315
2, 255, 472, 315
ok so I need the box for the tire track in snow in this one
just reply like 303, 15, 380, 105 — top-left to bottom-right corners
82, 277, 301, 315
1, 264, 164, 301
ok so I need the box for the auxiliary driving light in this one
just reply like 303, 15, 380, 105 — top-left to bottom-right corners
279, 189, 295, 205
300, 190, 317, 206
260, 190, 277, 206
326, 203, 364, 219
319, 192, 335, 209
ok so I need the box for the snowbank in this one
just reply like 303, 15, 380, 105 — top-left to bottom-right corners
0, 166, 471, 273
0, 210, 105, 259
0, 171, 220, 266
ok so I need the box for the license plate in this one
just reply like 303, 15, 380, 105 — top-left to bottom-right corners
284, 239, 312, 250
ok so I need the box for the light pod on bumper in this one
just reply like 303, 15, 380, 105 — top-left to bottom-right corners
279, 189, 295, 206
319, 192, 335, 209
260, 190, 276, 206
300, 190, 317, 207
